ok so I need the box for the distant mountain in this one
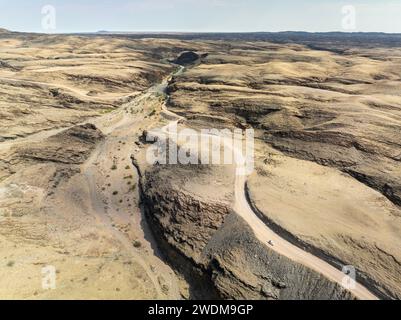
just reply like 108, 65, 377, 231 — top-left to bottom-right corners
95, 31, 401, 49
2, 28, 401, 49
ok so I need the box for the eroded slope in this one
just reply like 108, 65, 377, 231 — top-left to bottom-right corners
166, 42, 401, 299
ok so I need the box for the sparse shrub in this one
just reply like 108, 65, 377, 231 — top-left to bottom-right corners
100, 108, 114, 114
111, 164, 117, 170
112, 191, 119, 196
6, 261, 14, 267
256, 166, 270, 177
133, 241, 142, 248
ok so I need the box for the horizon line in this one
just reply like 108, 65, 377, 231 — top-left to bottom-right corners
3, 28, 401, 36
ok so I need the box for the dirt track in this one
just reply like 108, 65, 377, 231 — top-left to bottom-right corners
0, 64, 379, 300
157, 68, 379, 300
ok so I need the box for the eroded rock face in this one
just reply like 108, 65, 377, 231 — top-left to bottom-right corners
263, 130, 401, 206
17, 123, 104, 165
203, 214, 354, 300
0, 33, 179, 141
167, 44, 401, 207
164, 40, 401, 299
139, 163, 354, 300
142, 166, 231, 264
0, 123, 104, 186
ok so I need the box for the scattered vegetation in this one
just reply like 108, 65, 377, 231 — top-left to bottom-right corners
256, 166, 270, 177
6, 261, 15, 267
155, 92, 167, 100
100, 108, 115, 114
133, 240, 142, 248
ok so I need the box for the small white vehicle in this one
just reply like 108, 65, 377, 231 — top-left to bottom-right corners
268, 240, 275, 247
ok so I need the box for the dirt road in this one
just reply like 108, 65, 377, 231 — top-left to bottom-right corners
0, 73, 182, 299
233, 156, 378, 300
156, 68, 379, 300
0, 65, 378, 300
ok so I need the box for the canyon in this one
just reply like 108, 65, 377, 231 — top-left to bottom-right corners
0, 30, 400, 299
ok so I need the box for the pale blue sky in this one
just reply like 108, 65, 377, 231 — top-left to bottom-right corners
0, 0, 400, 33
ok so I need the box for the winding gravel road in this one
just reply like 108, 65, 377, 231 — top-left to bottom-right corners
158, 66, 378, 300
1, 65, 378, 300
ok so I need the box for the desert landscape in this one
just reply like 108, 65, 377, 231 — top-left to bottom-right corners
0, 28, 400, 300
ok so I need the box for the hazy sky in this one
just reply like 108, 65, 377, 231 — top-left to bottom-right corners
0, 0, 400, 33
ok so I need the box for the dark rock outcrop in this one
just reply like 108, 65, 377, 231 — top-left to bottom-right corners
173, 51, 207, 66
138, 163, 354, 300
203, 214, 354, 300
17, 123, 104, 165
